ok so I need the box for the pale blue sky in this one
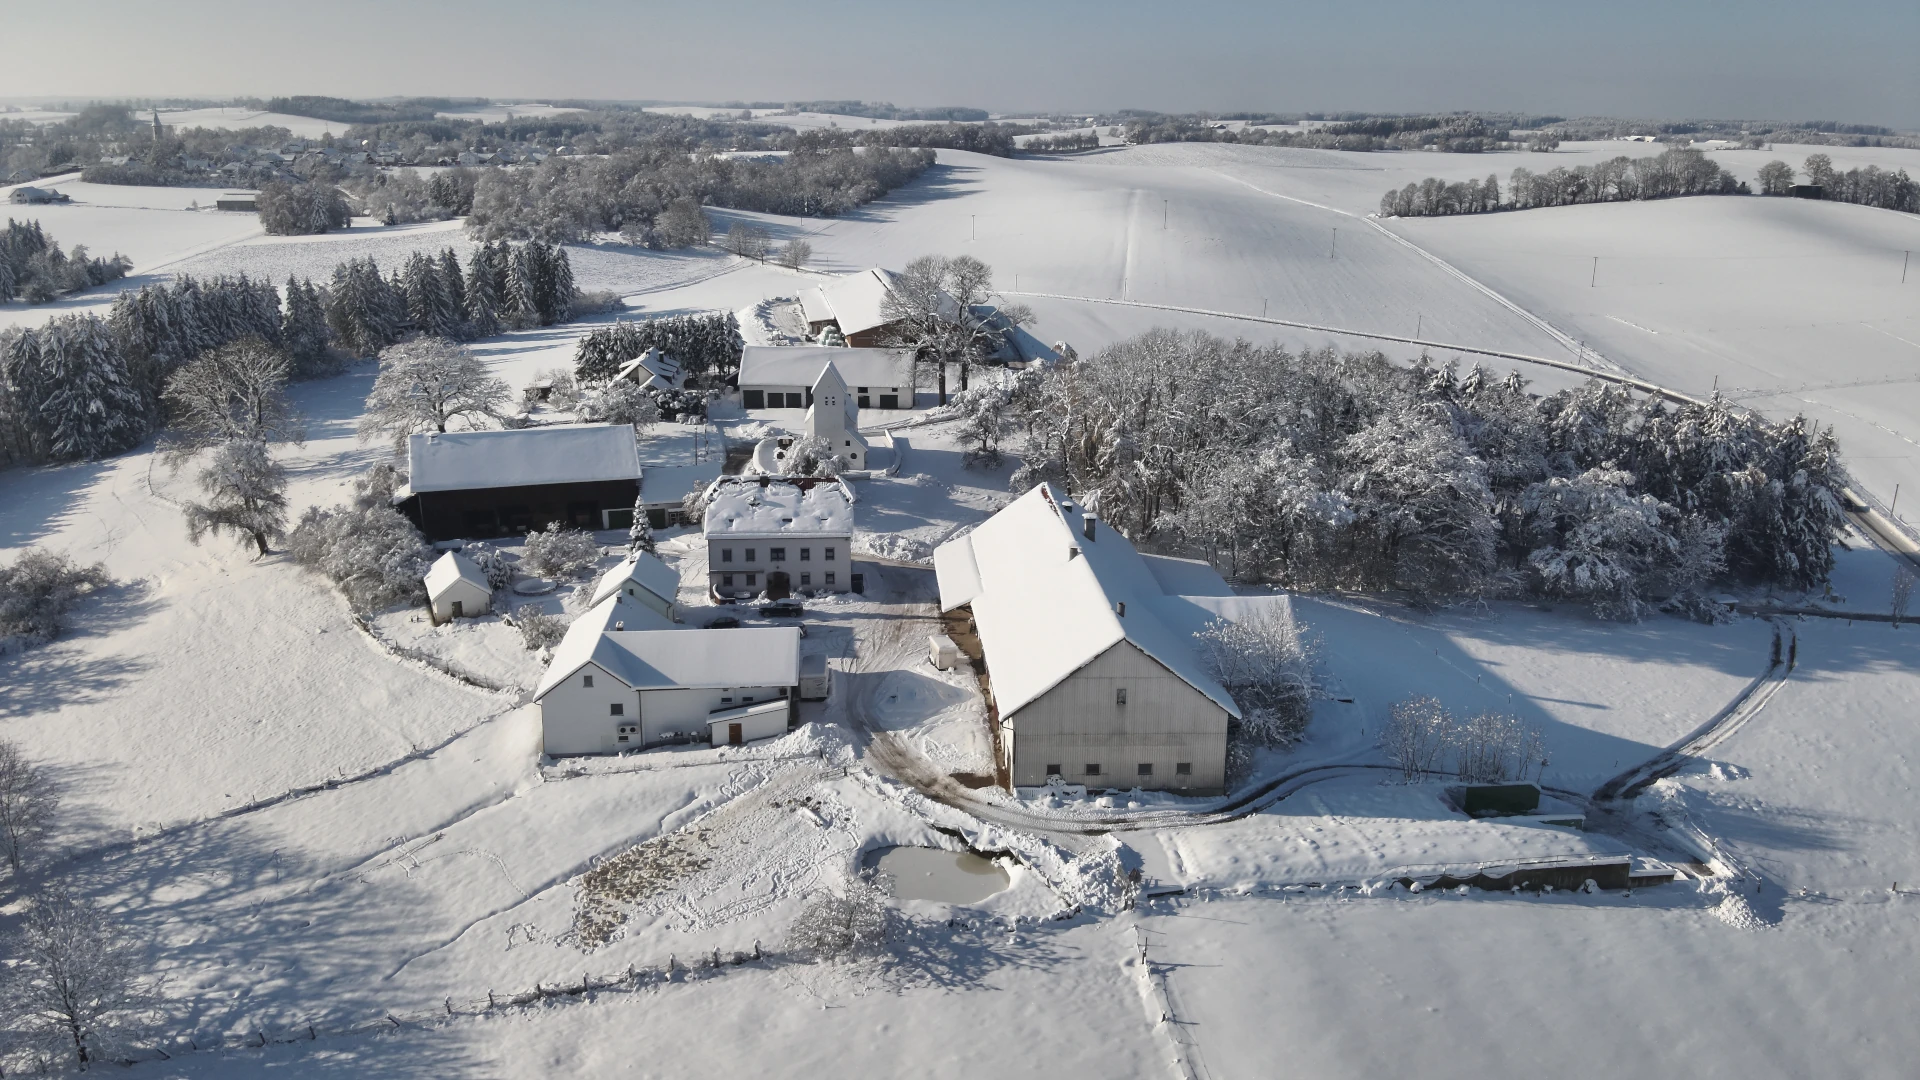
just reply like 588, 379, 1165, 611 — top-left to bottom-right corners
6, 0, 1916, 127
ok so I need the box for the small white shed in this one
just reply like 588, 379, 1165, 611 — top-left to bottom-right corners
425, 552, 492, 622
929, 634, 960, 670
708, 699, 790, 746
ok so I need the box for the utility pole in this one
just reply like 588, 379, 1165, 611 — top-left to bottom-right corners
1905, 250, 1911, 283
1261, 298, 1267, 318
1329, 228, 1337, 258
1894, 484, 1902, 517
1591, 256, 1598, 287
971, 215, 976, 241
1162, 200, 1167, 230
1416, 313, 1423, 339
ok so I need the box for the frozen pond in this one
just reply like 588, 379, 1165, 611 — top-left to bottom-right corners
869, 845, 1011, 904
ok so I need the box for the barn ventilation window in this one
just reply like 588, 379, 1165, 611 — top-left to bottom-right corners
582, 674, 594, 688
1115, 688, 1128, 706
1176, 762, 1192, 776
1137, 763, 1153, 777
1084, 763, 1102, 777
1045, 764, 1062, 778
609, 703, 624, 716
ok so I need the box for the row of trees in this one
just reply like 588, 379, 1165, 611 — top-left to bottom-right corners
0, 218, 131, 304
1778, 154, 1920, 213
1380, 149, 1745, 217
256, 180, 352, 235
0, 240, 578, 466
464, 146, 936, 243
1381, 697, 1547, 784
978, 330, 1845, 616
572, 312, 743, 385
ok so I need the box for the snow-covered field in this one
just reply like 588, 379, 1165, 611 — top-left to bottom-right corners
154, 107, 347, 140
5, 134, 1920, 1075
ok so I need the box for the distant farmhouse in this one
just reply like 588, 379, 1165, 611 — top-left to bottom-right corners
533, 598, 801, 753
737, 345, 914, 411
8, 186, 70, 205
936, 483, 1292, 795
799, 267, 935, 347
215, 191, 258, 212
398, 424, 640, 541
614, 347, 685, 392
704, 476, 856, 601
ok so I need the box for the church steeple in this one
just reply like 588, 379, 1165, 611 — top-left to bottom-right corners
151, 109, 162, 141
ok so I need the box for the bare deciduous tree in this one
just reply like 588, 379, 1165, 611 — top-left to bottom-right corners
878, 255, 1032, 405
787, 871, 892, 965
358, 337, 510, 448
722, 222, 771, 261
1195, 605, 1318, 747
0, 740, 58, 878
776, 240, 813, 269
160, 337, 305, 466
1382, 696, 1452, 782
1894, 565, 1915, 627
4, 888, 157, 1069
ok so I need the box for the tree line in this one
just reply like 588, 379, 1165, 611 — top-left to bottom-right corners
463, 146, 935, 243
1380, 148, 1745, 216
977, 329, 1845, 617
0, 241, 578, 466
573, 312, 743, 386
0, 218, 131, 304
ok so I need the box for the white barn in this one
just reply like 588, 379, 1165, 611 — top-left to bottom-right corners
424, 552, 491, 622
737, 345, 914, 411
533, 608, 801, 754
703, 476, 856, 601
589, 551, 682, 622
935, 483, 1277, 796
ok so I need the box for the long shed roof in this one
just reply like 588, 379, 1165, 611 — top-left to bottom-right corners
408, 424, 640, 493
535, 607, 797, 699
737, 345, 913, 390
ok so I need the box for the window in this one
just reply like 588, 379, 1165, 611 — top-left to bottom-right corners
1084, 763, 1102, 777
824, 546, 836, 561
1176, 762, 1193, 776
770, 547, 786, 561
857, 386, 869, 394
745, 548, 756, 563
721, 548, 733, 563
721, 574, 734, 587
746, 574, 757, 587
610, 703, 624, 716
1045, 764, 1062, 778
824, 572, 835, 586
800, 572, 811, 586
721, 696, 733, 704
1115, 688, 1128, 706
1137, 763, 1153, 777
582, 674, 594, 689
800, 547, 811, 561
744, 695, 755, 703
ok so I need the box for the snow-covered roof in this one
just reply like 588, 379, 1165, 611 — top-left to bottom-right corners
615, 347, 684, 392
408, 424, 640, 493
703, 477, 855, 539
737, 345, 913, 390
534, 618, 800, 699
802, 268, 903, 337
640, 461, 724, 507
932, 484, 1241, 719
424, 551, 489, 598
589, 552, 682, 608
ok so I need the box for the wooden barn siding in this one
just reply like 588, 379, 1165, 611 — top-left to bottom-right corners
409, 479, 640, 541
1009, 640, 1229, 794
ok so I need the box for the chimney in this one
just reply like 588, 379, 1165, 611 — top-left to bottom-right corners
1082, 513, 1098, 542
1115, 601, 1126, 618
614, 620, 625, 630
1068, 546, 1081, 561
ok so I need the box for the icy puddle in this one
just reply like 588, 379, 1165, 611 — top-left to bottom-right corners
870, 846, 1011, 904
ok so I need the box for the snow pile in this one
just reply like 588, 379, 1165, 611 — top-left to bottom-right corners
1704, 880, 1767, 931
856, 531, 932, 563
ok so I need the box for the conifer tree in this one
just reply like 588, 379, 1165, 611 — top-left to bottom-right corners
282, 278, 337, 377
464, 245, 503, 339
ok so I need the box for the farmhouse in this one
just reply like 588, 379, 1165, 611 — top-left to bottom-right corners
8, 186, 69, 205
703, 476, 856, 600
398, 424, 640, 542
424, 551, 491, 622
737, 345, 914, 411
534, 606, 801, 753
935, 483, 1263, 795
797, 267, 935, 347
614, 347, 685, 392
589, 551, 682, 622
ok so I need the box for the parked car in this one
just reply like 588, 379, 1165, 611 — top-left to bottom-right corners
708, 616, 741, 629
759, 600, 805, 619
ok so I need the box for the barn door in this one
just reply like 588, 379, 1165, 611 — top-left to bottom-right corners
728, 723, 743, 746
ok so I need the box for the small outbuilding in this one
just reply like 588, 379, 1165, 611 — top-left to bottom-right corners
424, 551, 492, 622
589, 551, 682, 622
215, 192, 258, 212
8, 186, 70, 205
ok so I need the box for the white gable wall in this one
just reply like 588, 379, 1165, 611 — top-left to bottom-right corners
429, 577, 492, 622
539, 662, 643, 755
1007, 639, 1230, 794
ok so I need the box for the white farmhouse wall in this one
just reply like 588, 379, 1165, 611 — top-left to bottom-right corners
1008, 641, 1229, 794
539, 662, 643, 755
430, 579, 492, 621
615, 582, 676, 622
708, 536, 853, 598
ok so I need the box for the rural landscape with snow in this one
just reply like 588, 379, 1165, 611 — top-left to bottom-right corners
2, 5, 1919, 1075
